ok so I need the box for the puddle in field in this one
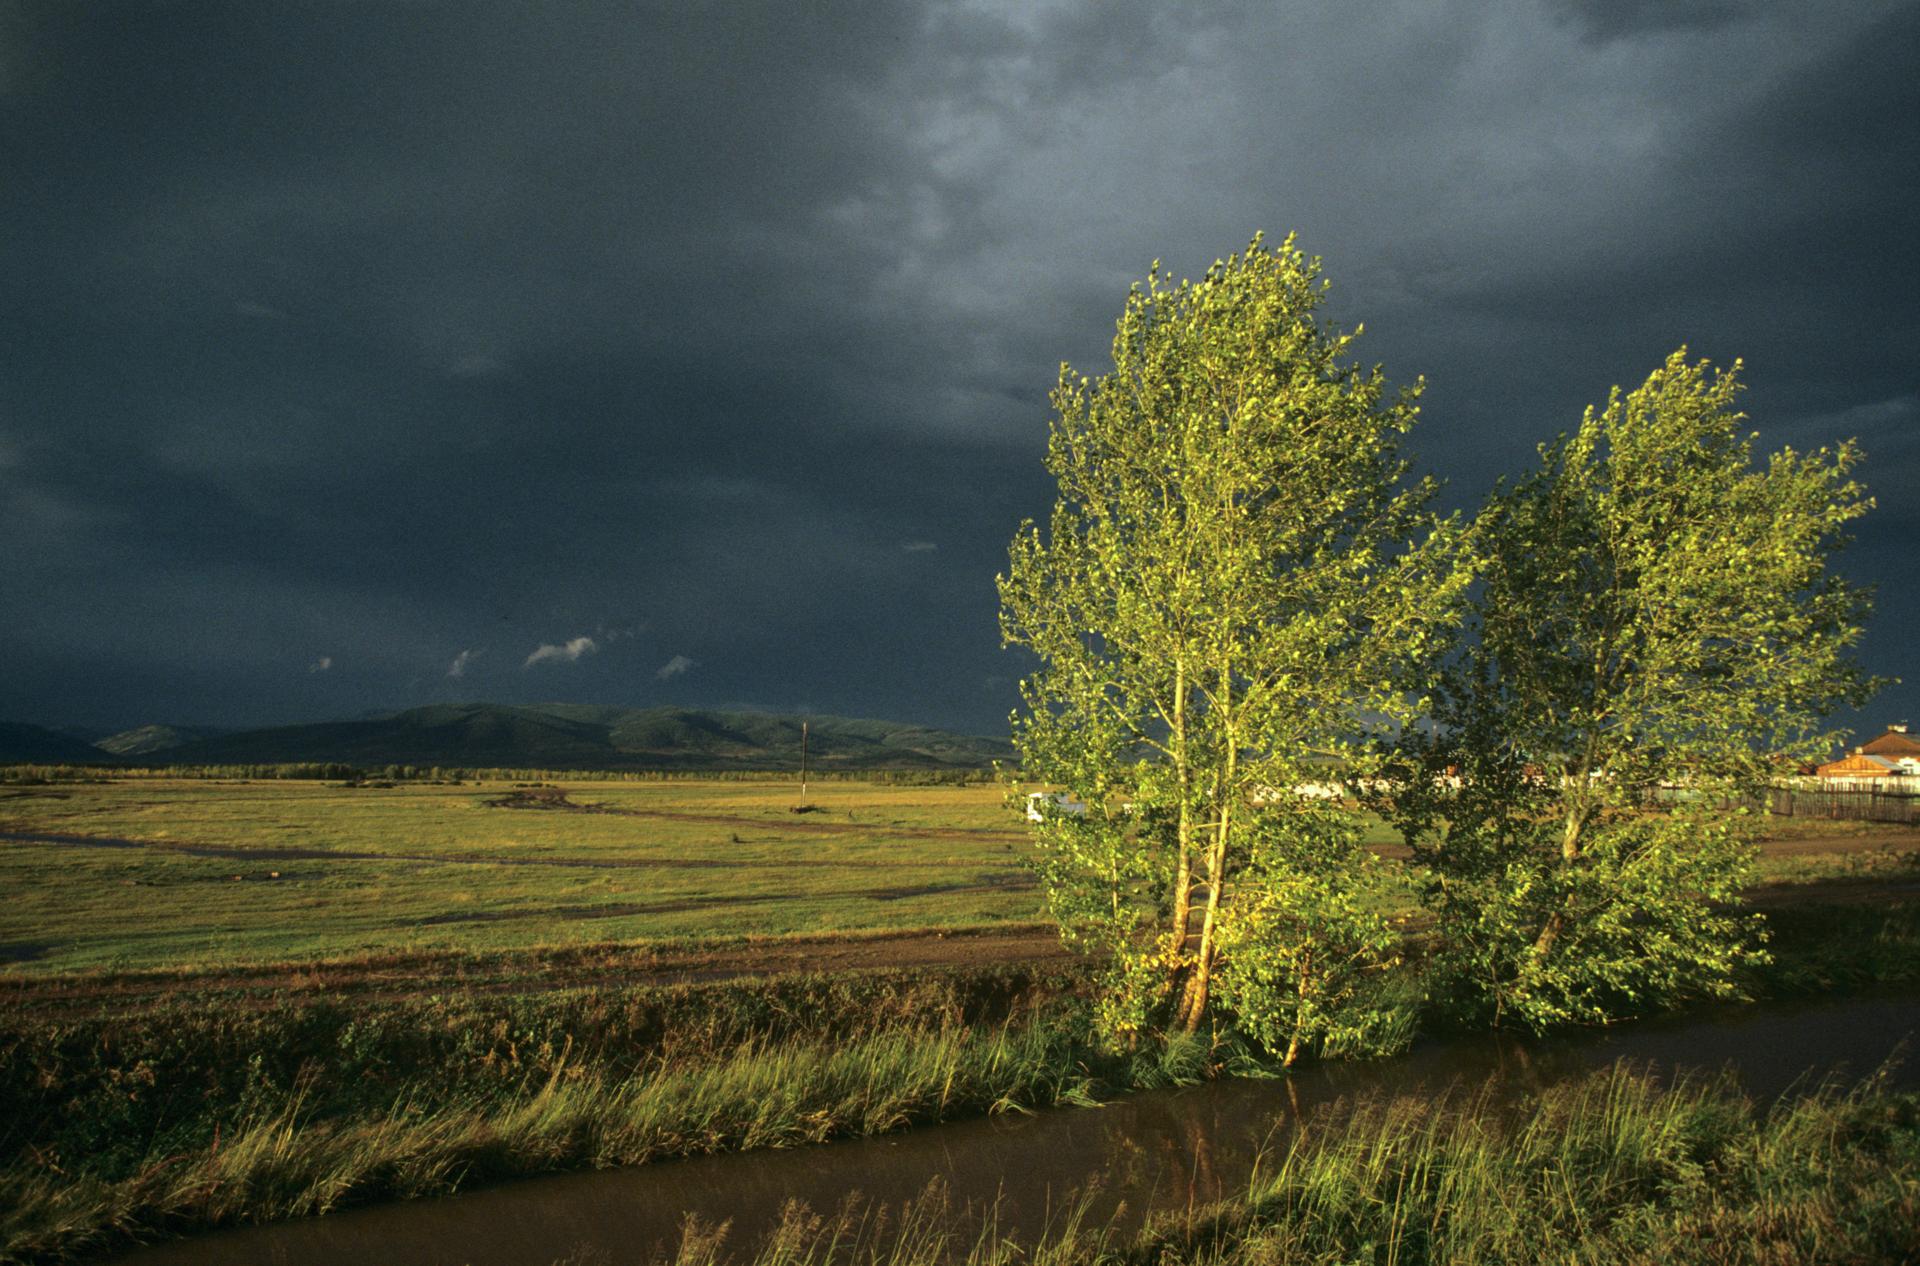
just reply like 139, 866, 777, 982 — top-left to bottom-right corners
108, 990, 1920, 1266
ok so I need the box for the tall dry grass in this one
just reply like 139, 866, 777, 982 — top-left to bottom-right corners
666, 1064, 1920, 1266
1, 1019, 1122, 1262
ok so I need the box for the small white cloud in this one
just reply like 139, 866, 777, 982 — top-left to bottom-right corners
447, 648, 479, 678
524, 636, 598, 668
900, 540, 938, 553
234, 300, 287, 320
655, 654, 696, 681
309, 656, 333, 673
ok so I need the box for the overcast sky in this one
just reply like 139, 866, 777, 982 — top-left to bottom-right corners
3, 0, 1915, 739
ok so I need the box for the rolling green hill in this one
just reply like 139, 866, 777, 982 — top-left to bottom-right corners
94, 724, 230, 757
149, 703, 1010, 770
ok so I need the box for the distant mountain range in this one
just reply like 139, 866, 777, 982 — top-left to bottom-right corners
0, 704, 1011, 770
0, 722, 117, 764
92, 724, 231, 756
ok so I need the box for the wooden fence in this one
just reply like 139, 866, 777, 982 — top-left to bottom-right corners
1669, 784, 1920, 824
1764, 786, 1920, 824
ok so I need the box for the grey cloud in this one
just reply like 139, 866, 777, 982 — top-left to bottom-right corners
2, 0, 1914, 735
1550, 0, 1755, 42
655, 654, 695, 681
448, 355, 506, 379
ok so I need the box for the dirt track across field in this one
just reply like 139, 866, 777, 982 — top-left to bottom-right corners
16, 820, 1906, 872
0, 925, 1078, 1020
0, 828, 991, 873
1751, 829, 1920, 857
485, 786, 1027, 843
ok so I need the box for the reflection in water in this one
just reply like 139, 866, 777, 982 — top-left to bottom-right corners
111, 991, 1920, 1266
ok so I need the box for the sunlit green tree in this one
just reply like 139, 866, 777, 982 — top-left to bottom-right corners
1000, 236, 1465, 1056
1389, 351, 1879, 1031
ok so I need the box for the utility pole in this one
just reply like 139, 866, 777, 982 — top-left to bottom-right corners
799, 720, 809, 803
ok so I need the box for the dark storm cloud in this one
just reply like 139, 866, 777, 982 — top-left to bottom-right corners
3, 0, 1915, 735
1552, 0, 1755, 42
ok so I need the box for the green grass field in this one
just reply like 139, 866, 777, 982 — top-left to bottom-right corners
0, 778, 1052, 973
2, 777, 1915, 975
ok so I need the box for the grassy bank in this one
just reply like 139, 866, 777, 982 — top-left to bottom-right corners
0, 964, 1143, 1263
1, 963, 1089, 1173
3, 1018, 1170, 1264
1753, 902, 1920, 995
5, 901, 1920, 1262
682, 1064, 1920, 1266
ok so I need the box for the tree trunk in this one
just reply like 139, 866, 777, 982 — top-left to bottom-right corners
1531, 800, 1590, 960
1282, 950, 1312, 1067
1531, 910, 1565, 960
1166, 661, 1196, 1008
1176, 826, 1228, 1031
1168, 837, 1193, 991
1177, 656, 1236, 1032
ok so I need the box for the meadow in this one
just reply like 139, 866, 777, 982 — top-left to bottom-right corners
3, 775, 1919, 1263
0, 778, 1050, 973
3, 777, 1912, 977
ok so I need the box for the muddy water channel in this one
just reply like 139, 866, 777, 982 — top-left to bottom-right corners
114, 991, 1920, 1266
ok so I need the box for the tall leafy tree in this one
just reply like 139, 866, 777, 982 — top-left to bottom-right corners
999, 236, 1463, 1054
1390, 351, 1878, 1031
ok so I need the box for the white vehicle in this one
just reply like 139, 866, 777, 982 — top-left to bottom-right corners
1024, 791, 1088, 822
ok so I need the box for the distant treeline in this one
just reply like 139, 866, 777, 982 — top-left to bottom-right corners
0, 762, 997, 785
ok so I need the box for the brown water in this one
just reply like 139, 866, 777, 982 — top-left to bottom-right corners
111, 991, 1920, 1266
